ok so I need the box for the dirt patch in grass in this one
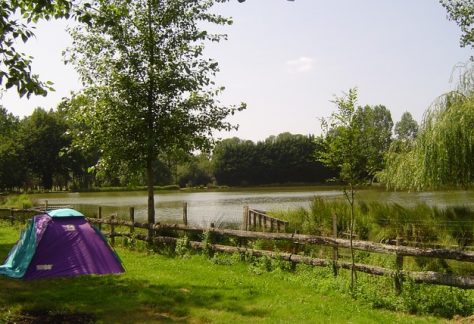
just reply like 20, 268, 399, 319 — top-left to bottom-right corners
452, 314, 474, 323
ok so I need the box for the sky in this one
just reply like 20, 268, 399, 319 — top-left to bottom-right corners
1, 0, 472, 142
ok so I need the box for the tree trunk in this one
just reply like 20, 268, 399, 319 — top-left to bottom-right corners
344, 184, 356, 291
147, 155, 155, 238
146, 0, 156, 239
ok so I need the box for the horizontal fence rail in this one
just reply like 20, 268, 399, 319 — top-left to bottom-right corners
85, 218, 474, 263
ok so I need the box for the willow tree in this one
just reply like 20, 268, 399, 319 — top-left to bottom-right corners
66, 0, 244, 227
381, 65, 474, 190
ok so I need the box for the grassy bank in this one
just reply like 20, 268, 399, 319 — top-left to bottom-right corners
1, 222, 472, 323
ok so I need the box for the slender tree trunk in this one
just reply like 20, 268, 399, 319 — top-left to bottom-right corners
146, 0, 156, 238
146, 154, 155, 238
344, 184, 356, 291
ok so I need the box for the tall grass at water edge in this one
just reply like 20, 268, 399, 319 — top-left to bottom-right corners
0, 194, 34, 209
270, 197, 474, 249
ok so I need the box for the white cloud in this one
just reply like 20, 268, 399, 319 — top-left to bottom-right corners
286, 56, 315, 73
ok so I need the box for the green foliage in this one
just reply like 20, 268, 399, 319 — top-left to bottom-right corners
212, 133, 333, 186
20, 108, 71, 190
209, 252, 241, 266
318, 88, 360, 184
382, 91, 474, 190
65, 0, 244, 224
0, 0, 81, 97
395, 112, 419, 141
350, 274, 474, 318
201, 230, 214, 258
175, 235, 191, 258
318, 89, 393, 183
352, 105, 393, 180
177, 154, 213, 188
0, 107, 25, 191
440, 0, 474, 54
66, 0, 243, 173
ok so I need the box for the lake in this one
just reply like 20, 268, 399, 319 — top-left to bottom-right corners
30, 188, 474, 227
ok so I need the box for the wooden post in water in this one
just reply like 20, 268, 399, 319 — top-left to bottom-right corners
110, 214, 116, 246
242, 206, 249, 231
395, 236, 404, 295
332, 213, 339, 277
182, 202, 188, 226
97, 207, 102, 231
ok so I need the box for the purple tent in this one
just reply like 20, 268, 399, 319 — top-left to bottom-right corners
0, 209, 124, 279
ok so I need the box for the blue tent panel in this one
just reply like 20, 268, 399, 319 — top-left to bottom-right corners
0, 215, 47, 278
47, 208, 84, 218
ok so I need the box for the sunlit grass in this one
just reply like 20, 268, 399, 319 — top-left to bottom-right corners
0, 222, 469, 323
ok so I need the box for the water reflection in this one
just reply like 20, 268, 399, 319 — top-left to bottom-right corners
31, 189, 474, 226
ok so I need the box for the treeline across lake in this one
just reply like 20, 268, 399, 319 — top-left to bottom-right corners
0, 105, 336, 191
212, 134, 334, 186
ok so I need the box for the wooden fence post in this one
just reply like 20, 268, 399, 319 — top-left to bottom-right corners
44, 200, 48, 211
182, 202, 188, 226
395, 236, 404, 295
110, 214, 116, 246
129, 207, 135, 235
242, 206, 249, 231
291, 230, 300, 271
97, 207, 102, 231
252, 211, 257, 231
9, 208, 14, 225
332, 213, 339, 277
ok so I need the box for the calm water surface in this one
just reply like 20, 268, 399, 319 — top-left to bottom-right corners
30, 188, 474, 226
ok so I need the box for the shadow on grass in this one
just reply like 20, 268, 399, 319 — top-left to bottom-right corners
0, 272, 267, 322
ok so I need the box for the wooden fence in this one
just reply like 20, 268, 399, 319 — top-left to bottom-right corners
1, 207, 473, 291
0, 203, 72, 224
82, 215, 474, 290
242, 206, 288, 232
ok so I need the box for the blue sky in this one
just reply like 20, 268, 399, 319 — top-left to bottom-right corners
1, 0, 471, 142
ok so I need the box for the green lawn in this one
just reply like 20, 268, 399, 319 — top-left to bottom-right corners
0, 222, 459, 323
